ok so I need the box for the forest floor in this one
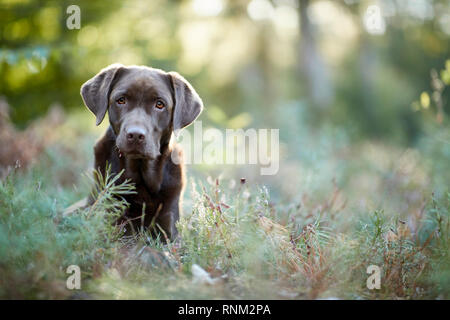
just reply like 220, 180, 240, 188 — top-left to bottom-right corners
0, 107, 449, 299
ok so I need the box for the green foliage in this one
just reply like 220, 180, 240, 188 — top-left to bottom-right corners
0, 0, 449, 144
1, 156, 450, 299
0, 164, 135, 299
1, 0, 450, 300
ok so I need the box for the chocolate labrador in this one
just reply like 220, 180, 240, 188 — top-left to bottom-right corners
73, 64, 203, 240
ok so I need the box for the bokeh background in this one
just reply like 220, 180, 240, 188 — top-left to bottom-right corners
2, 0, 450, 216
2, 0, 450, 133
2, 0, 450, 202
1, 0, 450, 299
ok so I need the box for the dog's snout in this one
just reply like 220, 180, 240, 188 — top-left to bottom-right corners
126, 127, 146, 143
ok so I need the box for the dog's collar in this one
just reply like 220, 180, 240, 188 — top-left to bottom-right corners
116, 147, 123, 158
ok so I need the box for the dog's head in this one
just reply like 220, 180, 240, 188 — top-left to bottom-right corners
81, 64, 203, 159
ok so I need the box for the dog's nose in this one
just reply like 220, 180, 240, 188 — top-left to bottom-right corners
126, 127, 146, 143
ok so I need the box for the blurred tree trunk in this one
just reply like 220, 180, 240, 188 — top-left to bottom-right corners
298, 0, 333, 108
358, 33, 377, 133
258, 22, 276, 122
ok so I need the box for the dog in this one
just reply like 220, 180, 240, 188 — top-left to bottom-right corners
67, 64, 203, 240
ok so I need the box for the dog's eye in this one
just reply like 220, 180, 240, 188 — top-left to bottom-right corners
155, 100, 165, 109
117, 97, 126, 105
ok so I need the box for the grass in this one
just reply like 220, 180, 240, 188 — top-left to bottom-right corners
0, 159, 449, 299
0, 110, 450, 299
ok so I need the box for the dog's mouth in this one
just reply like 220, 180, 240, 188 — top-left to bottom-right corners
126, 153, 148, 160
116, 130, 161, 160
116, 145, 155, 160
118, 149, 147, 159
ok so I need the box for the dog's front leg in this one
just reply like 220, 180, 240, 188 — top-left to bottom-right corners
155, 194, 181, 241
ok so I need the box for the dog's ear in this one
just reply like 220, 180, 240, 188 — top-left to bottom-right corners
168, 72, 203, 135
81, 63, 124, 126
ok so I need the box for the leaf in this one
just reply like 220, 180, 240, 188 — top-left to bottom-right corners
420, 92, 430, 109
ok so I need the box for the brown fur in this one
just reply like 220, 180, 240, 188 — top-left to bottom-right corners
92, 126, 185, 239
74, 64, 203, 240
